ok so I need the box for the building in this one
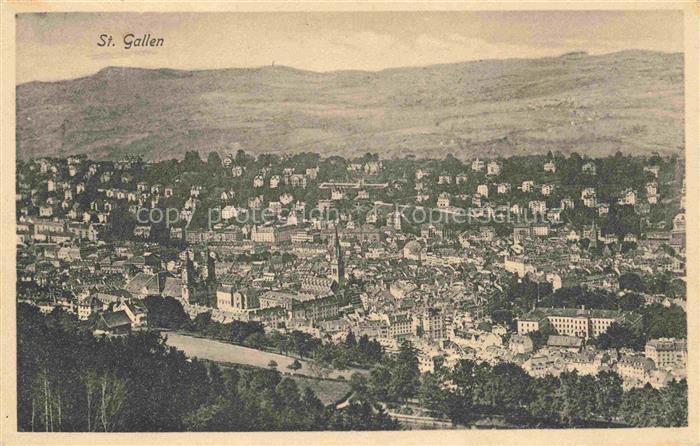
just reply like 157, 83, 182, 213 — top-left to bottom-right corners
329, 226, 345, 287
403, 240, 423, 261
420, 308, 446, 340
645, 338, 687, 369
512, 225, 532, 244
291, 295, 339, 321
216, 285, 259, 312
437, 192, 451, 208
582, 162, 597, 175
388, 313, 413, 339
487, 161, 501, 176
671, 212, 685, 250
547, 335, 584, 352
517, 307, 637, 340
509, 334, 534, 354
250, 224, 297, 245
616, 355, 655, 383
504, 256, 536, 278
421, 223, 445, 241
93, 311, 132, 336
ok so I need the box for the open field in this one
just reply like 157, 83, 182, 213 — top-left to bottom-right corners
163, 331, 363, 381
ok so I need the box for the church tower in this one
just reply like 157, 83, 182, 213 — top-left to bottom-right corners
205, 247, 216, 284
590, 218, 598, 249
330, 224, 345, 287
181, 250, 194, 304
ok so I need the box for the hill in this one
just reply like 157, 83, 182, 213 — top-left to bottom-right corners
16, 50, 684, 161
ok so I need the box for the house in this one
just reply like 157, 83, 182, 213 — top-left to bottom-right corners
231, 165, 244, 177
645, 338, 687, 369
497, 183, 512, 194
509, 334, 534, 354
125, 272, 166, 299
582, 162, 597, 175
366, 242, 385, 259
615, 355, 655, 384
289, 174, 307, 188
77, 295, 102, 321
437, 192, 451, 208
541, 184, 555, 196
94, 311, 133, 336
547, 335, 583, 352
403, 240, 423, 261
388, 313, 413, 339
486, 161, 501, 176
582, 188, 597, 208
644, 165, 660, 178
619, 189, 637, 206
477, 184, 489, 198
560, 197, 575, 209
331, 189, 346, 201
544, 161, 556, 173
471, 159, 485, 172
438, 174, 452, 185
421, 223, 445, 240
504, 256, 536, 277
115, 301, 149, 328
217, 286, 260, 312
528, 200, 547, 215
521, 180, 535, 193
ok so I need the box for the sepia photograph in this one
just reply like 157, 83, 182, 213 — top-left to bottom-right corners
1, 4, 698, 444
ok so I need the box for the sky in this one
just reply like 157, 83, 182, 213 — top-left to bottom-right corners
16, 11, 684, 84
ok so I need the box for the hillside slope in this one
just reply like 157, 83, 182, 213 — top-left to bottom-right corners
16, 50, 684, 161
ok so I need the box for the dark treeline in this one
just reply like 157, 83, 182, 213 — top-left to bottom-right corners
351, 342, 687, 428
144, 296, 385, 370
17, 304, 397, 432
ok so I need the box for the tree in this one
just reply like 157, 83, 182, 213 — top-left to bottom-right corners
288, 359, 302, 371
344, 331, 357, 348
594, 323, 645, 351
595, 371, 623, 421
368, 365, 391, 402
183, 151, 204, 171
418, 372, 448, 416
144, 296, 188, 329
640, 304, 687, 341
207, 151, 222, 167
267, 360, 278, 369
445, 359, 476, 424
619, 293, 644, 312
242, 332, 267, 349
619, 272, 644, 292
386, 341, 420, 402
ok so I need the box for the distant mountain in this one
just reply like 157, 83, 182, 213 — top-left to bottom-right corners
16, 50, 684, 161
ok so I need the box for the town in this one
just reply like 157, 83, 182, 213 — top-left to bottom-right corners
16, 149, 687, 429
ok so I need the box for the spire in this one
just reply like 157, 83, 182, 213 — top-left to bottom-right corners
331, 221, 344, 287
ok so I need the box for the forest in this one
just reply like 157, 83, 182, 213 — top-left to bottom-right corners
16, 304, 397, 432
18, 303, 686, 431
